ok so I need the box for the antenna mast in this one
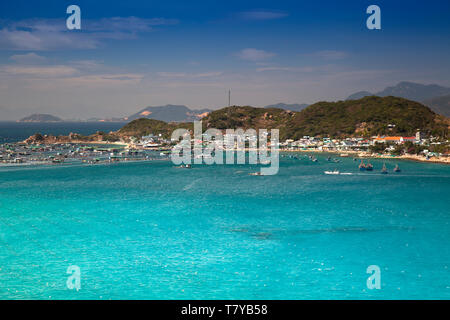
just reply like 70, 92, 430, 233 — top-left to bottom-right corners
228, 89, 231, 107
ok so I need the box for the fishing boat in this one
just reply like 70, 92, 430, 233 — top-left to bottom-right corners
176, 164, 192, 169
365, 160, 373, 171
381, 163, 388, 174
358, 159, 366, 171
393, 164, 401, 172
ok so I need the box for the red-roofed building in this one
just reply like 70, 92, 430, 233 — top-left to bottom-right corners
374, 136, 417, 144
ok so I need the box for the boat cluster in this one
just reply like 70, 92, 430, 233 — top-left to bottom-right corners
358, 159, 401, 174
281, 154, 320, 162
0, 142, 168, 166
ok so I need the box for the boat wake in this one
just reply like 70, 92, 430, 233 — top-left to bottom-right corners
324, 171, 353, 175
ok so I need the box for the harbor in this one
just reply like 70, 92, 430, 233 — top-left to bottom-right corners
0, 142, 171, 167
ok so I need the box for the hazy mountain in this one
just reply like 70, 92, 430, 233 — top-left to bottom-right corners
347, 82, 450, 102
423, 94, 450, 117
264, 103, 309, 112
376, 82, 450, 101
127, 104, 212, 122
19, 114, 62, 122
346, 82, 450, 117
346, 91, 373, 100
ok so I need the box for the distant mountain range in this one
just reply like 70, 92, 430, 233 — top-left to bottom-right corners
16, 82, 450, 123
126, 104, 212, 122
346, 81, 450, 117
19, 114, 62, 122
423, 95, 450, 117
346, 91, 373, 100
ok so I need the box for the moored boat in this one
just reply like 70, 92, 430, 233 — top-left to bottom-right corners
381, 163, 388, 174
393, 164, 401, 172
359, 159, 366, 171
366, 160, 373, 171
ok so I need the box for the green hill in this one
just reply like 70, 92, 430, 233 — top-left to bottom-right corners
288, 96, 448, 139
118, 118, 193, 139
201, 96, 448, 140
117, 96, 449, 140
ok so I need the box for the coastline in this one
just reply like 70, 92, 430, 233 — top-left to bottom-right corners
2, 132, 448, 165
279, 149, 450, 164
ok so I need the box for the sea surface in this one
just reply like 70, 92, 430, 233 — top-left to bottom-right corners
0, 122, 127, 143
0, 153, 449, 299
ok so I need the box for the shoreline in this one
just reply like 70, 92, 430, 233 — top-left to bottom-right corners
3, 139, 449, 165
17, 139, 130, 148
279, 149, 450, 164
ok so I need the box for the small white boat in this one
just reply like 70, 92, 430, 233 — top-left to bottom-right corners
381, 162, 388, 174
324, 170, 340, 175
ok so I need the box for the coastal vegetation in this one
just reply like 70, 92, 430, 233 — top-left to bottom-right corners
118, 118, 193, 139
201, 96, 448, 140
291, 96, 447, 138
346, 81, 450, 116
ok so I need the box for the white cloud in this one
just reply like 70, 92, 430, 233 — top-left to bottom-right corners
256, 66, 315, 72
315, 50, 348, 60
0, 17, 177, 51
236, 48, 276, 62
157, 72, 188, 78
86, 17, 178, 32
58, 74, 144, 86
9, 52, 47, 64
0, 60, 144, 87
0, 28, 98, 50
2, 65, 78, 77
237, 10, 288, 20
157, 71, 223, 78
69, 60, 104, 68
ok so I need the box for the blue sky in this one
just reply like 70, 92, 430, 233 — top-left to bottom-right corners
0, 0, 449, 119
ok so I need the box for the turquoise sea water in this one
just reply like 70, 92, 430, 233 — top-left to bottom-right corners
0, 154, 449, 299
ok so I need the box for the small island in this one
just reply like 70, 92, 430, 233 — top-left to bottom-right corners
19, 114, 62, 122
